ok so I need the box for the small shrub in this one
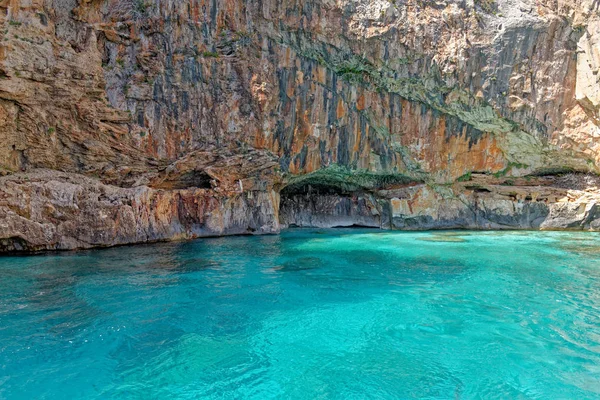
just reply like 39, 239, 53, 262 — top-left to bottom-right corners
456, 172, 472, 182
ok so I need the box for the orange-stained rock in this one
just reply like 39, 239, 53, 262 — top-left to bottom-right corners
1, 0, 600, 251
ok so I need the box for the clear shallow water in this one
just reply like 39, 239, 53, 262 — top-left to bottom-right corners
1, 230, 600, 399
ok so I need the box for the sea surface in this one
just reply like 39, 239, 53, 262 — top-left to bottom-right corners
1, 229, 600, 399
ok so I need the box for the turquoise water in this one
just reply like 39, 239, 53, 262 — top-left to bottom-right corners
1, 229, 600, 399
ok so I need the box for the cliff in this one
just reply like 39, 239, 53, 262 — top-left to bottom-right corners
1, 0, 600, 251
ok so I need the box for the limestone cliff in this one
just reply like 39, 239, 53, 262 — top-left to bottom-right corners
1, 0, 600, 251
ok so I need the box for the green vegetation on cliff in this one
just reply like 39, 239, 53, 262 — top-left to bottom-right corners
282, 33, 519, 136
283, 165, 420, 194
277, 30, 587, 175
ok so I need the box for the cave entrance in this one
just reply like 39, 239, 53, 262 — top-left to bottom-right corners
278, 181, 382, 229
175, 171, 212, 189
280, 182, 349, 197
152, 171, 213, 190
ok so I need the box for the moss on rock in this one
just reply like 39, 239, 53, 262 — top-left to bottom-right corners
283, 165, 421, 194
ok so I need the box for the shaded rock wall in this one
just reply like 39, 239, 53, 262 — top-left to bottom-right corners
280, 174, 600, 231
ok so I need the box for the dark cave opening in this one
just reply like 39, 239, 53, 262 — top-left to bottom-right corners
278, 181, 382, 229
176, 171, 212, 189
280, 182, 351, 197
152, 171, 213, 190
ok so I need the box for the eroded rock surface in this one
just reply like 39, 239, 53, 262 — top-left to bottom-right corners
279, 172, 600, 230
0, 169, 279, 251
1, 0, 600, 251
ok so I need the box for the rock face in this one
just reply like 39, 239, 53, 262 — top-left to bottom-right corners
280, 173, 600, 231
1, 0, 600, 251
0, 169, 279, 251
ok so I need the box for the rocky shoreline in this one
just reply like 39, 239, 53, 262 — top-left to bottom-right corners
1, 169, 599, 253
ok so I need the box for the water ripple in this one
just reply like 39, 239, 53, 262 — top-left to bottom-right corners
1, 229, 600, 398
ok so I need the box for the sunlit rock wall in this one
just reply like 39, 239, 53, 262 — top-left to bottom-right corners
1, 0, 600, 250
